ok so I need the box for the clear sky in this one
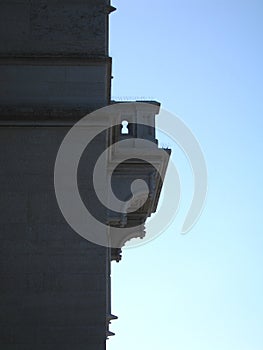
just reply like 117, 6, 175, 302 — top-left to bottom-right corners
108, 1, 263, 349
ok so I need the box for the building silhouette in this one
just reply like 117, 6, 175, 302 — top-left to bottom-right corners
0, 1, 169, 349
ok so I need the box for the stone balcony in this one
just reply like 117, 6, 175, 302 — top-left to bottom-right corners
107, 102, 171, 260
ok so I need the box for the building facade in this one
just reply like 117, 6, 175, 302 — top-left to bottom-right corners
0, 1, 169, 349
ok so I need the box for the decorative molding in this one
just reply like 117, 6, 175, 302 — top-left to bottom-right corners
0, 56, 112, 66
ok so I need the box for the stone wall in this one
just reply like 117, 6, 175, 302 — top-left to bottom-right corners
0, 0, 111, 56
0, 58, 111, 111
0, 1, 114, 348
0, 125, 109, 349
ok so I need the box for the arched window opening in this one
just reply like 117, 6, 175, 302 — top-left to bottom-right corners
121, 120, 129, 134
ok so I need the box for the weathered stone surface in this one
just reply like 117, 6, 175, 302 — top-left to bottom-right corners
0, 0, 110, 56
0, 61, 110, 110
0, 126, 109, 349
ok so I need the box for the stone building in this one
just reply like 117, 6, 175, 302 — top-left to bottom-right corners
0, 1, 169, 349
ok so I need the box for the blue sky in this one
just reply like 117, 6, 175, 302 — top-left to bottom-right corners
108, 1, 263, 349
